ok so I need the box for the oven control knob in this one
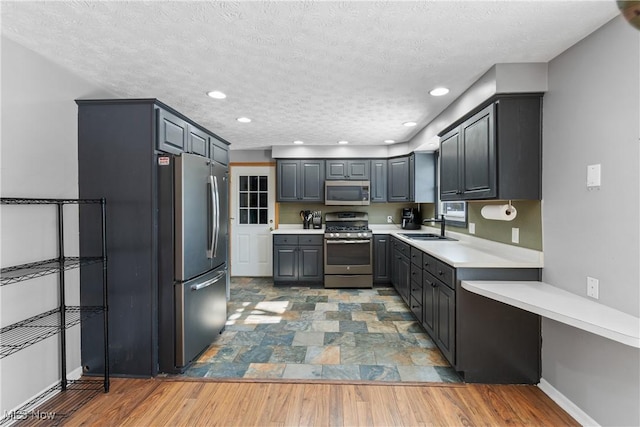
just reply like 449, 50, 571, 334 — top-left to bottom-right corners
347, 233, 351, 237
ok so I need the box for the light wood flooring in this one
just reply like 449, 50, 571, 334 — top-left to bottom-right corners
25, 377, 579, 426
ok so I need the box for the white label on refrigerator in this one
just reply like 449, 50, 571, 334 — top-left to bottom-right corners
158, 156, 170, 166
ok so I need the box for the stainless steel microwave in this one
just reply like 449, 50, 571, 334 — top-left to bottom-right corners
325, 180, 370, 206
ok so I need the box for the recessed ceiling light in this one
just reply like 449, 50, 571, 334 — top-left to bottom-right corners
403, 122, 417, 127
236, 117, 251, 123
429, 87, 449, 97
337, 140, 349, 145
207, 90, 226, 99
293, 140, 304, 145
384, 139, 395, 144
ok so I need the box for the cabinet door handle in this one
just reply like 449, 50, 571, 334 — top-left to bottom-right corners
438, 271, 443, 276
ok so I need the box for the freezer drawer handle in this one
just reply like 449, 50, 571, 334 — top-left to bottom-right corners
190, 270, 226, 291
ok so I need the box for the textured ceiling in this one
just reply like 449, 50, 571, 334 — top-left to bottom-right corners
1, 1, 618, 150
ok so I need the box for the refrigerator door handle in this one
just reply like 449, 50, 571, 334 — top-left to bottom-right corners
207, 175, 215, 258
190, 270, 226, 291
213, 175, 220, 258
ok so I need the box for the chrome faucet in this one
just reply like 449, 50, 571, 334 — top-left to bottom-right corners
423, 214, 446, 237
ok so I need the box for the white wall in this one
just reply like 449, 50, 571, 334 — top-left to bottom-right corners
541, 17, 640, 426
0, 36, 115, 414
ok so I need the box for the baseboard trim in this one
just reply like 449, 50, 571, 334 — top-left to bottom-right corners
68, 366, 83, 380
538, 378, 600, 426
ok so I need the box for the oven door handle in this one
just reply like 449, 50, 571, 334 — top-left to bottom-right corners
325, 239, 371, 244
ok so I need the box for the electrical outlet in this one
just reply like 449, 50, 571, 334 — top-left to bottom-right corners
587, 276, 599, 299
387, 216, 393, 223
587, 164, 601, 189
469, 223, 476, 234
511, 227, 520, 244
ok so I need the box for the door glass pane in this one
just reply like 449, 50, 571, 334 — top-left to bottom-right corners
239, 209, 248, 224
238, 175, 269, 225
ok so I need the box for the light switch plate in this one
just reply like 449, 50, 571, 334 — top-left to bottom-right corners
587, 276, 599, 299
469, 223, 476, 234
587, 164, 601, 188
511, 227, 520, 244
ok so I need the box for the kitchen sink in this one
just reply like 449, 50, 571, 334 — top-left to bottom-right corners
399, 233, 456, 241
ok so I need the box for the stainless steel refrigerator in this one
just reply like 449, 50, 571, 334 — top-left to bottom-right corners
158, 152, 228, 372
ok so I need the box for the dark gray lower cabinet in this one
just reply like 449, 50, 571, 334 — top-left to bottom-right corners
387, 235, 542, 384
273, 235, 323, 284
390, 237, 410, 304
373, 235, 390, 283
422, 271, 455, 364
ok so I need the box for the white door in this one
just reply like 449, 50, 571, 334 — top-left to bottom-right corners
230, 165, 276, 276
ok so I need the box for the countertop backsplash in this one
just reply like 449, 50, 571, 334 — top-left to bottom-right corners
276, 200, 542, 251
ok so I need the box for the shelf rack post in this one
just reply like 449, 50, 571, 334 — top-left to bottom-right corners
57, 201, 68, 391
101, 198, 110, 392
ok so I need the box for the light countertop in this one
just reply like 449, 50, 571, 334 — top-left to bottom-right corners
462, 280, 640, 348
273, 224, 543, 269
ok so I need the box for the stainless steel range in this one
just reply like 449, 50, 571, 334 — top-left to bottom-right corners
324, 212, 373, 288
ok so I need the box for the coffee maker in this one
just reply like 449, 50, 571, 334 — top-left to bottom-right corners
401, 207, 421, 230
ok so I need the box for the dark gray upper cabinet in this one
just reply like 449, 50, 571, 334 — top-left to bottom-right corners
157, 108, 188, 154
439, 129, 461, 199
276, 159, 325, 202
188, 125, 209, 157
439, 94, 543, 201
209, 136, 228, 166
325, 159, 370, 180
370, 159, 387, 202
387, 154, 414, 202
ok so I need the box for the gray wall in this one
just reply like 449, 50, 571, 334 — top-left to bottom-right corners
541, 17, 640, 426
0, 36, 115, 414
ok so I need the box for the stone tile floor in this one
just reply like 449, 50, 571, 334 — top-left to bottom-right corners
184, 277, 461, 383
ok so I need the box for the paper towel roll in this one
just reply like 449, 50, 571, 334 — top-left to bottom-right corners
481, 204, 517, 221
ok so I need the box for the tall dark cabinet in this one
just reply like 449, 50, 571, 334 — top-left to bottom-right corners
76, 99, 230, 377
